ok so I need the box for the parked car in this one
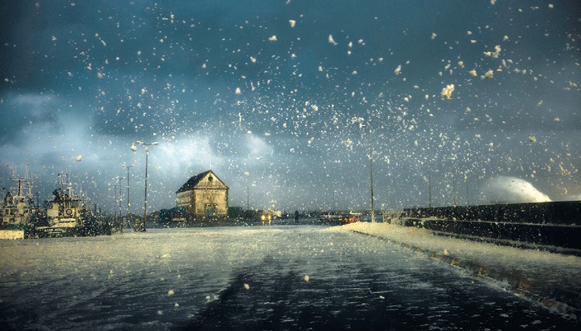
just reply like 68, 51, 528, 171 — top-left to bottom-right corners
260, 211, 272, 225
340, 212, 361, 224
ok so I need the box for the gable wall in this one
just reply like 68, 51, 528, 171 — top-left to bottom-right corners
193, 188, 228, 216
176, 171, 228, 217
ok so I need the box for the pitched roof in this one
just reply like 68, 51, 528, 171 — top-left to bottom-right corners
176, 170, 228, 193
176, 170, 211, 193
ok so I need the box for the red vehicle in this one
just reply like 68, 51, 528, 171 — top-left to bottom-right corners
340, 212, 361, 224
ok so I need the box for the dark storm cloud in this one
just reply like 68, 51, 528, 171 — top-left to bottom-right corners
1, 0, 580, 211
0, 93, 59, 145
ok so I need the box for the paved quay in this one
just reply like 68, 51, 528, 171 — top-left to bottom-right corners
342, 222, 581, 319
1, 225, 579, 330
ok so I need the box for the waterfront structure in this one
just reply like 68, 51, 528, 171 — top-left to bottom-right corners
176, 170, 228, 218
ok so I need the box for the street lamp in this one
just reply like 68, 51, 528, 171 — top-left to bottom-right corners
123, 165, 134, 232
131, 141, 158, 232
332, 190, 336, 212
359, 119, 376, 223
109, 178, 123, 232
428, 165, 432, 209
114, 176, 124, 232
112, 182, 118, 227
368, 123, 375, 223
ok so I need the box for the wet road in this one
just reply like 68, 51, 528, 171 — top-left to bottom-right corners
0, 225, 578, 330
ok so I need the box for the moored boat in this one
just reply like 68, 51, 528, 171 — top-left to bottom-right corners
1, 173, 110, 239
34, 176, 109, 237
0, 176, 37, 239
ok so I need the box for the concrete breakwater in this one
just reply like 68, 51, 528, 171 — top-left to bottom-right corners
401, 201, 581, 252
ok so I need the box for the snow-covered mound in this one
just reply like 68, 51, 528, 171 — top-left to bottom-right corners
482, 176, 551, 203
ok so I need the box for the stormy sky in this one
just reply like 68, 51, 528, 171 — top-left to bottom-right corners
1, 0, 580, 213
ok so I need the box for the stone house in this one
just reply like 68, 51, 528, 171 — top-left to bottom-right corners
176, 170, 228, 218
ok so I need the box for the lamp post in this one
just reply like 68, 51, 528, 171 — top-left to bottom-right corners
131, 141, 158, 232
428, 165, 432, 209
123, 165, 134, 232
466, 180, 470, 206
114, 176, 124, 232
368, 123, 375, 223
358, 118, 375, 222
452, 174, 457, 207
332, 190, 336, 212
113, 182, 117, 227
246, 185, 250, 211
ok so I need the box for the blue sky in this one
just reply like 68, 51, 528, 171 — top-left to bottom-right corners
1, 0, 580, 212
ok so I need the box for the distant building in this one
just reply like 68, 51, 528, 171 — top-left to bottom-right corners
176, 170, 229, 218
